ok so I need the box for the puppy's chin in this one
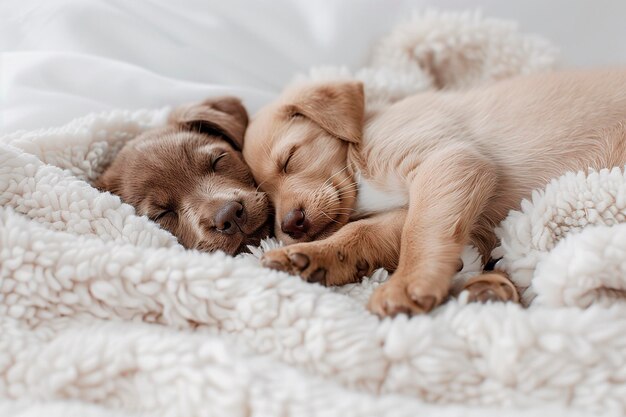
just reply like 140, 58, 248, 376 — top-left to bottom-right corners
238, 215, 273, 253
195, 238, 243, 256
199, 215, 273, 256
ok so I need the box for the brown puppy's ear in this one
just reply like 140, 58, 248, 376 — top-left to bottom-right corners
285, 81, 364, 143
169, 96, 249, 150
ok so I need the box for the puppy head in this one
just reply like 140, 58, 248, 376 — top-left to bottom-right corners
243, 81, 364, 244
95, 97, 271, 255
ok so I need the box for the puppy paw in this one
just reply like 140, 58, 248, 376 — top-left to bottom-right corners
462, 272, 519, 303
368, 273, 448, 317
261, 243, 372, 286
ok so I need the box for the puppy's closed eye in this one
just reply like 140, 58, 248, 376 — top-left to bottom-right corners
151, 207, 177, 223
281, 148, 297, 174
212, 152, 229, 172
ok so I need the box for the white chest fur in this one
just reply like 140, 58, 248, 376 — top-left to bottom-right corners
355, 173, 408, 215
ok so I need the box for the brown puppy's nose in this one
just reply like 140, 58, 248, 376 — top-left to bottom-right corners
281, 209, 309, 239
215, 201, 245, 235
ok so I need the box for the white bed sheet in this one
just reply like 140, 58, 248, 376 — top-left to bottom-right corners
3, 0, 626, 135
0, 0, 418, 133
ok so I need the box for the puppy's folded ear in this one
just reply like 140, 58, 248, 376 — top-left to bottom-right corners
169, 96, 249, 150
284, 81, 364, 143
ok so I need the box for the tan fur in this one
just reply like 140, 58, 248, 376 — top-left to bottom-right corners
243, 69, 626, 316
262, 209, 405, 285
95, 97, 271, 255
462, 272, 520, 304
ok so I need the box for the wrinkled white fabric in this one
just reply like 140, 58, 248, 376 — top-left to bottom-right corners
0, 0, 421, 133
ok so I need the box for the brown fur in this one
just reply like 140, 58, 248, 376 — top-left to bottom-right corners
243, 69, 626, 316
95, 97, 271, 255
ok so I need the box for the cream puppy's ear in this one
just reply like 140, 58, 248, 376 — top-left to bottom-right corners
169, 97, 249, 150
285, 81, 364, 143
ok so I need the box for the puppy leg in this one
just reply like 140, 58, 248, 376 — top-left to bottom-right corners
462, 271, 520, 303
368, 145, 498, 316
262, 210, 405, 286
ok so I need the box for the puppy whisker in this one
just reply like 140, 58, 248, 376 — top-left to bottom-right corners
255, 178, 270, 192
319, 165, 351, 191
320, 211, 340, 224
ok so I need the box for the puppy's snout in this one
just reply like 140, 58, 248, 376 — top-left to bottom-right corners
215, 201, 246, 235
281, 209, 309, 239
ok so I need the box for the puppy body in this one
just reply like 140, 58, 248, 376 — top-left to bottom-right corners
356, 70, 626, 250
355, 172, 407, 214
244, 69, 626, 315
97, 98, 271, 255
359, 70, 626, 210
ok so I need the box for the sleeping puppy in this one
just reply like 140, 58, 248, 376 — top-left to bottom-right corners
96, 97, 271, 255
243, 69, 626, 316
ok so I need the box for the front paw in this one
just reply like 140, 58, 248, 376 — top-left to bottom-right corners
261, 243, 371, 286
368, 272, 449, 317
261, 246, 328, 285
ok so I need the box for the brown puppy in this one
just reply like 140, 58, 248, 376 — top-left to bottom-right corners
96, 97, 271, 255
243, 69, 626, 316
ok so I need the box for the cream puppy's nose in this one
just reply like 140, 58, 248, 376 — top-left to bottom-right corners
281, 209, 309, 239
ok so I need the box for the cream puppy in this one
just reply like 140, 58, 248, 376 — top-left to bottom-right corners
243, 69, 626, 316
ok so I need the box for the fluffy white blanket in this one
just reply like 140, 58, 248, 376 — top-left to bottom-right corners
2, 11, 625, 417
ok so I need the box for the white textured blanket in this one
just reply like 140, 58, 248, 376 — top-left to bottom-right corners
2, 11, 626, 417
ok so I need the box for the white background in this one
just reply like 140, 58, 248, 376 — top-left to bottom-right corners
1, 0, 625, 133
422, 0, 626, 68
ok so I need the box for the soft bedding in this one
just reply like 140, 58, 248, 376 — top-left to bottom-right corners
0, 0, 420, 133
2, 3, 626, 417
